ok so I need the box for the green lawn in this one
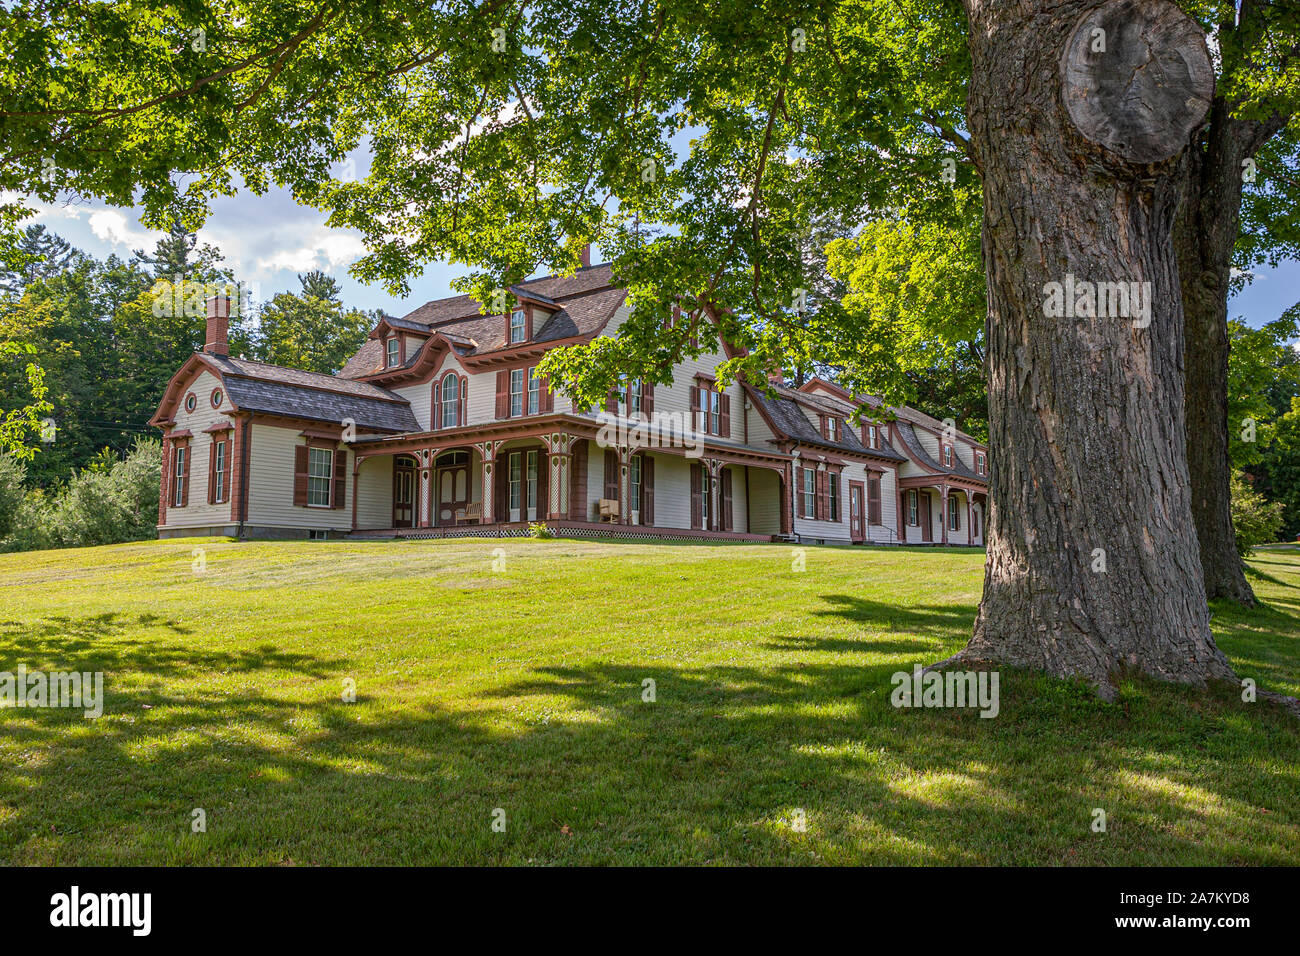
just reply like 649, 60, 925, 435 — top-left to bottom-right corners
0, 537, 1297, 865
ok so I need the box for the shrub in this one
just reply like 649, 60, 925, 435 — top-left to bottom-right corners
1231, 469, 1285, 556
527, 521, 554, 539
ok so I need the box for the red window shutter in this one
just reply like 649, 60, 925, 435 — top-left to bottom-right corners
207, 439, 218, 504
495, 370, 509, 418
642, 381, 654, 415
605, 387, 618, 413
542, 374, 554, 413
460, 375, 468, 425
721, 468, 733, 532
293, 444, 309, 506
432, 381, 441, 430
332, 447, 347, 508
690, 463, 702, 529
642, 455, 654, 525
603, 449, 619, 501
569, 439, 588, 520
868, 476, 881, 524
719, 393, 731, 438
690, 386, 701, 432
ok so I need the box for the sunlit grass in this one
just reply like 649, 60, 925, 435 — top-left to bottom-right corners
0, 536, 1295, 865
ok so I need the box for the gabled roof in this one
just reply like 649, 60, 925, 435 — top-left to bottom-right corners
894, 421, 985, 482
745, 381, 906, 462
151, 353, 418, 434
339, 264, 625, 380
798, 377, 987, 448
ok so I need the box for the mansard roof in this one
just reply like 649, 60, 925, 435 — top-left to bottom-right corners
339, 264, 625, 379
745, 381, 907, 462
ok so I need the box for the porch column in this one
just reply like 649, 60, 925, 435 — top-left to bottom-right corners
966, 492, 972, 545
940, 485, 949, 545
351, 455, 363, 531
618, 445, 631, 524
477, 441, 498, 524
544, 432, 571, 520
418, 448, 433, 528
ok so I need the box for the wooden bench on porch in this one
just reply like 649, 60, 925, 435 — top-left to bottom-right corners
454, 502, 483, 525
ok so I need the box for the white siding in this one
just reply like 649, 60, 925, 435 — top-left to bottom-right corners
355, 455, 394, 530
163, 369, 237, 529
245, 424, 353, 531
747, 467, 781, 535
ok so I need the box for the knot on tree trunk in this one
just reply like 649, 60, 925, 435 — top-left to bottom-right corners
1061, 0, 1214, 166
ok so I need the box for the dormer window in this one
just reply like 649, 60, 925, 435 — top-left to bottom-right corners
865, 424, 878, 449
509, 309, 527, 344
943, 444, 954, 467
386, 337, 400, 367
976, 451, 987, 475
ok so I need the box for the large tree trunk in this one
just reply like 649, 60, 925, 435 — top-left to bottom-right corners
1175, 105, 1257, 606
953, 0, 1236, 695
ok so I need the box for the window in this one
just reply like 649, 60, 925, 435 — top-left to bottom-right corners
943, 444, 954, 467
510, 368, 525, 418
828, 473, 839, 521
307, 447, 333, 506
210, 388, 223, 408
510, 309, 527, 343
630, 455, 642, 515
709, 390, 720, 435
628, 379, 642, 416
802, 468, 816, 519
865, 425, 878, 449
184, 393, 196, 413
172, 445, 187, 506
949, 495, 960, 531
386, 338, 400, 367
508, 452, 522, 511
701, 471, 712, 526
868, 474, 882, 524
908, 489, 919, 526
527, 367, 541, 415
525, 450, 539, 512
976, 451, 986, 475
441, 372, 459, 428
212, 440, 226, 504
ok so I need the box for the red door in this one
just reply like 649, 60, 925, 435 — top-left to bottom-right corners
849, 481, 865, 543
919, 491, 933, 543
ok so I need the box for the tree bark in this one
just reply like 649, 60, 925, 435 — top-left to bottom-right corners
953, 0, 1236, 696
1174, 105, 1259, 606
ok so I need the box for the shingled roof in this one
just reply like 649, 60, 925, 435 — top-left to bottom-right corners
338, 264, 625, 379
746, 383, 906, 461
200, 354, 418, 434
894, 421, 984, 481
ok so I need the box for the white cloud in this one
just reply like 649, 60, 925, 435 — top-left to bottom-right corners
88, 209, 155, 248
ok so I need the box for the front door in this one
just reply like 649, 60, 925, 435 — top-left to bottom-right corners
436, 451, 470, 525
849, 481, 865, 543
393, 456, 416, 528
919, 491, 933, 543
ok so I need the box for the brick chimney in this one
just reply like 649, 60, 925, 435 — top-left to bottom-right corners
768, 367, 784, 386
580, 243, 591, 268
204, 295, 230, 356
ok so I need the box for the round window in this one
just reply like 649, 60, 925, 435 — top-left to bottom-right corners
184, 393, 197, 413
211, 388, 223, 408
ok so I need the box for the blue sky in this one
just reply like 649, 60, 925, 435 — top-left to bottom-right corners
27, 179, 1299, 334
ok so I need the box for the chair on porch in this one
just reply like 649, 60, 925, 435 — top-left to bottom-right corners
598, 498, 620, 523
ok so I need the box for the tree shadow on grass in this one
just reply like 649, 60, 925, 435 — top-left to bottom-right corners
0, 610, 1297, 866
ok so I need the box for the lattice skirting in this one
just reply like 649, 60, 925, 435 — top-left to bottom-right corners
349, 522, 776, 543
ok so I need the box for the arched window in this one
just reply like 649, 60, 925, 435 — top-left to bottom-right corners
440, 372, 460, 428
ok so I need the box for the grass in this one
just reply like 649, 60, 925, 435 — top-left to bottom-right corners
0, 536, 1297, 866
